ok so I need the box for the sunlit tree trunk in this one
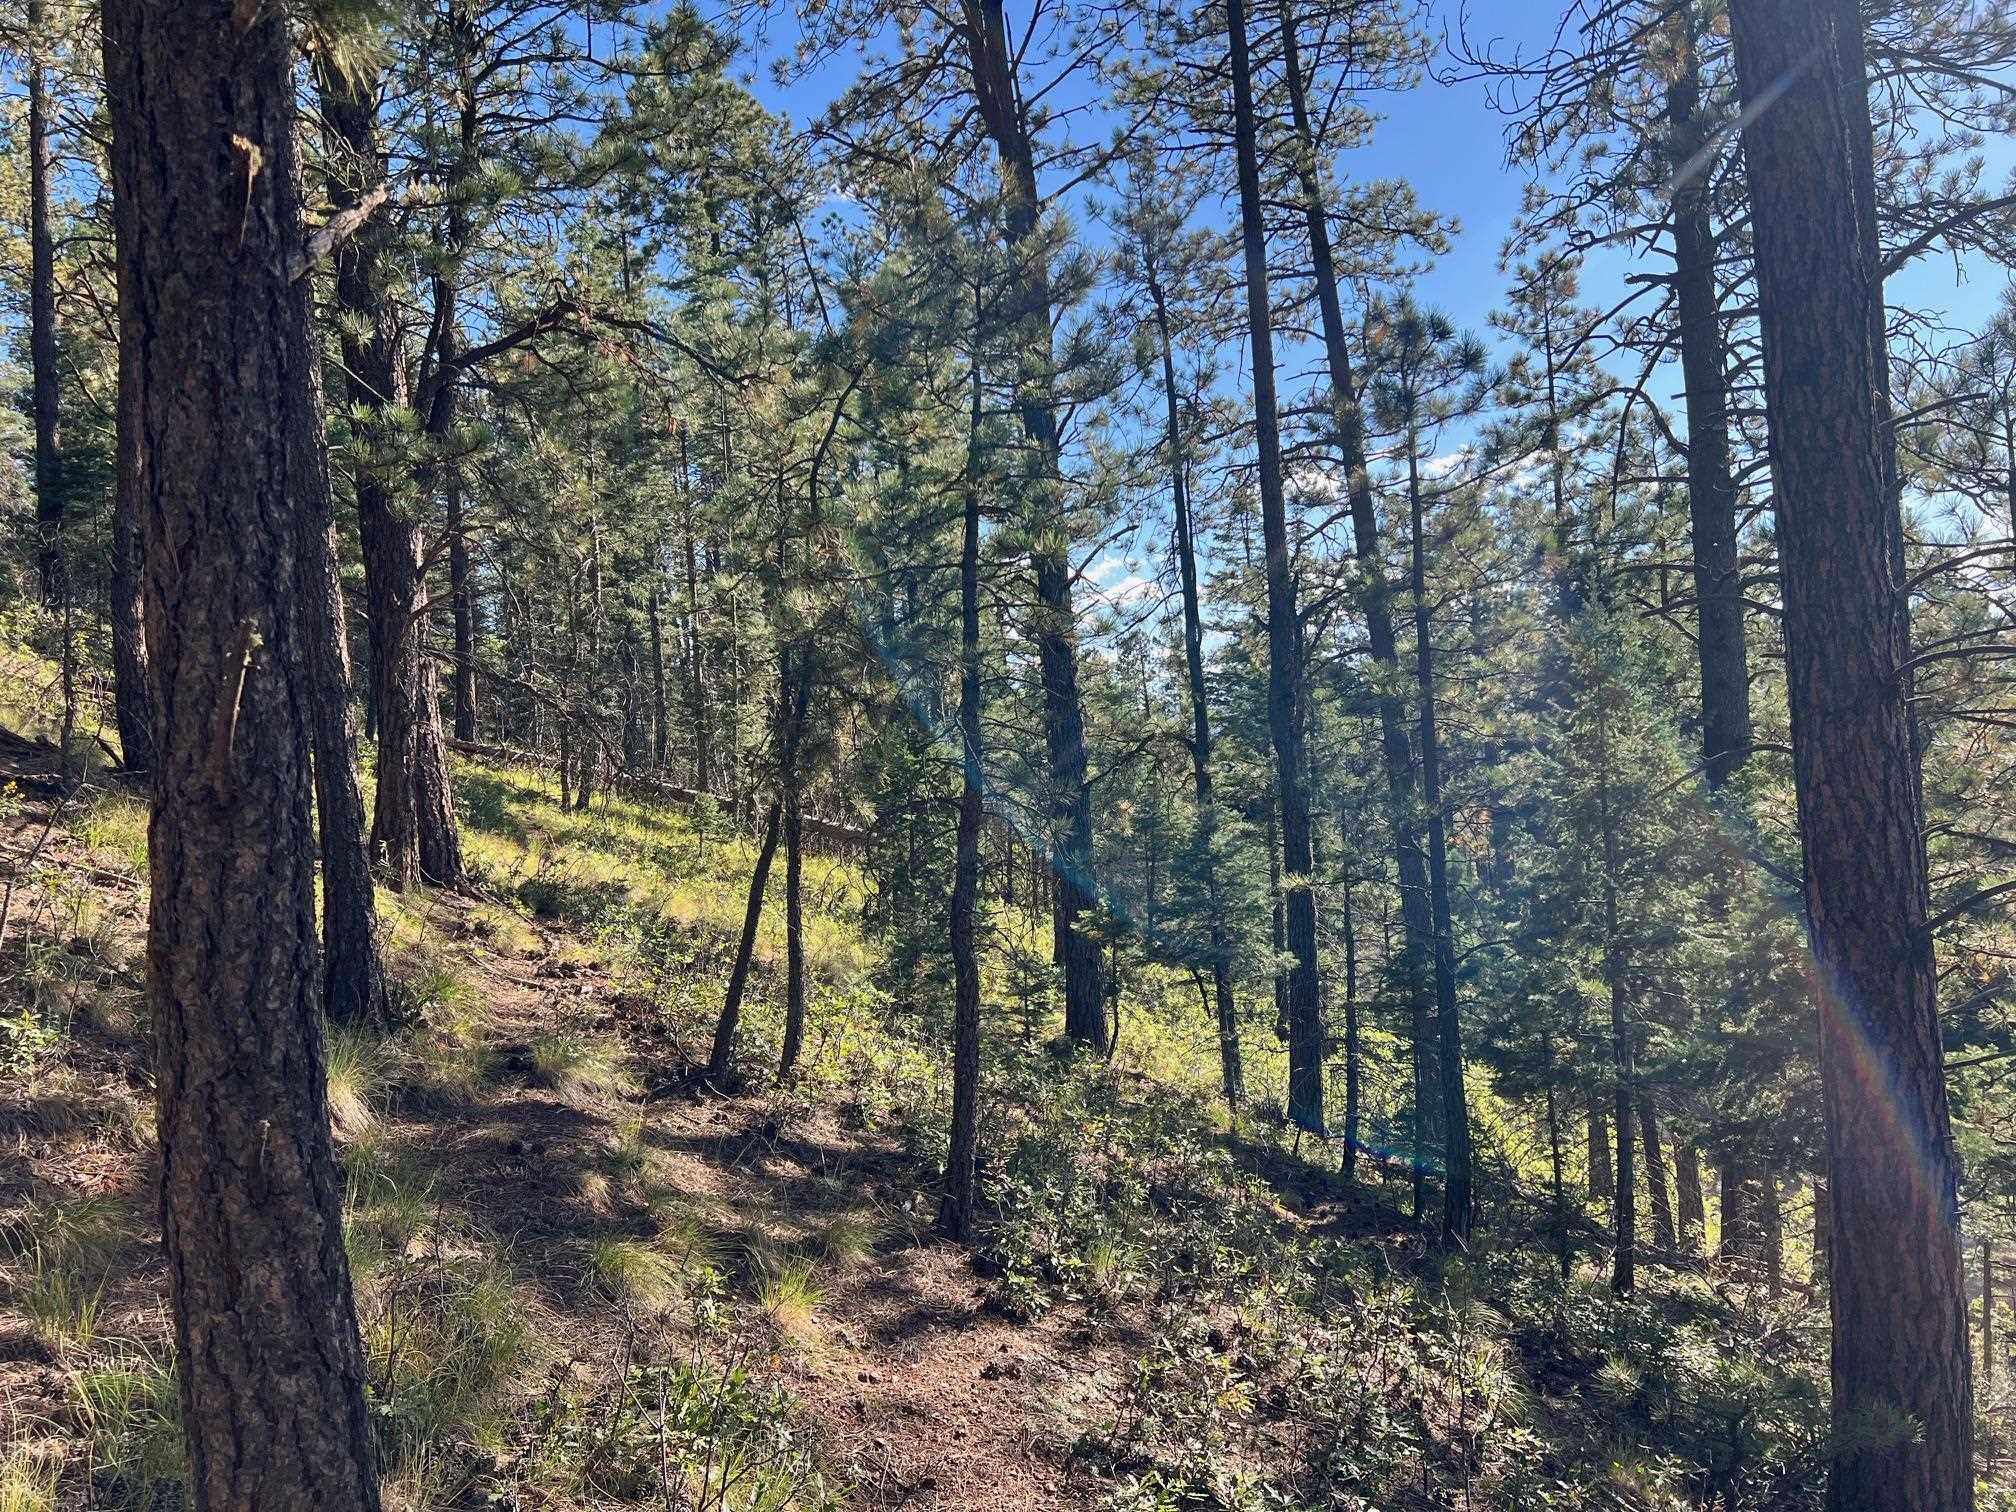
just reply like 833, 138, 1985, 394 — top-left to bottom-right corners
1731, 0, 1974, 1500
1228, 0, 1323, 1131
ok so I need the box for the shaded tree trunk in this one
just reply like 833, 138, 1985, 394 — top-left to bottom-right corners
1545, 1033, 1571, 1277
938, 369, 986, 1242
649, 583, 669, 770
1147, 256, 1242, 1110
1589, 1095, 1614, 1202
317, 62, 463, 890
1984, 1237, 1996, 1405
1721, 1158, 1753, 1269
1639, 1095, 1677, 1254
708, 799, 782, 1085
963, 0, 1104, 1048
448, 470, 477, 744
1676, 1141, 1707, 1255
105, 3, 380, 1503
1229, 0, 1322, 1131
1666, 14, 1751, 791
1343, 881, 1361, 1179
28, 0, 63, 608
1405, 439, 1471, 1245
1731, 0, 1974, 1501
777, 781, 806, 1080
104, 70, 154, 776
681, 431, 711, 792
291, 305, 391, 1032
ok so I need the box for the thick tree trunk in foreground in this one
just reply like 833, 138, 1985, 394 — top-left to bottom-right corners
105, 3, 380, 1504
28, 0, 64, 608
1229, 0, 1323, 1133
1731, 1, 1974, 1502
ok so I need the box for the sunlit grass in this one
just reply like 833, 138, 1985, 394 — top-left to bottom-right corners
324, 1022, 383, 1140
529, 1029, 636, 1104
75, 791, 148, 875
0, 1444, 61, 1512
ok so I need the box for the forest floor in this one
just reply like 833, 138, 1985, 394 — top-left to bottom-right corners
0, 708, 1852, 1512
0, 734, 1168, 1510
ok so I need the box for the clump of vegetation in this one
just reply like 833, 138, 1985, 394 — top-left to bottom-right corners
69, 1347, 184, 1507
530, 1028, 636, 1103
0, 1444, 60, 1512
323, 1021, 384, 1140
585, 1237, 685, 1314
3, 1195, 126, 1356
527, 1348, 845, 1509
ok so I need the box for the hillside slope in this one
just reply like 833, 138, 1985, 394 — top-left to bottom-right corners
0, 737, 1842, 1512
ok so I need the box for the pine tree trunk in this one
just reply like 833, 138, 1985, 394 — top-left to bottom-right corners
106, 3, 381, 1502
1639, 1095, 1677, 1253
1676, 1141, 1707, 1255
1343, 882, 1361, 1179
964, 0, 1104, 1048
649, 584, 669, 770
1763, 1167, 1784, 1298
104, 65, 154, 776
1985, 1237, 1996, 1392
1725, 1169, 1757, 1274
1666, 14, 1751, 790
1545, 1034, 1571, 1277
1589, 1095, 1614, 1202
1148, 262, 1242, 1110
1280, 6, 1437, 1152
681, 438, 711, 793
318, 62, 462, 890
1731, 1, 1974, 1500
708, 799, 782, 1085
1228, 0, 1322, 1131
938, 372, 986, 1241
292, 321, 390, 1031
708, 649, 812, 1083
1406, 441, 1471, 1245
448, 471, 477, 744
28, 0, 64, 608
1814, 1174, 1831, 1285
777, 765, 806, 1081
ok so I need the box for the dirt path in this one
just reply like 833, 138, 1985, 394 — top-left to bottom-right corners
0, 770, 1127, 1509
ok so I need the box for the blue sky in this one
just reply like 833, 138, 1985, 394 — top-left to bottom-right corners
703, 0, 2009, 400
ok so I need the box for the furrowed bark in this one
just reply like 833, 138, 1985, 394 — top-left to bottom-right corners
106, 1, 381, 1501
1730, 0, 1974, 1500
